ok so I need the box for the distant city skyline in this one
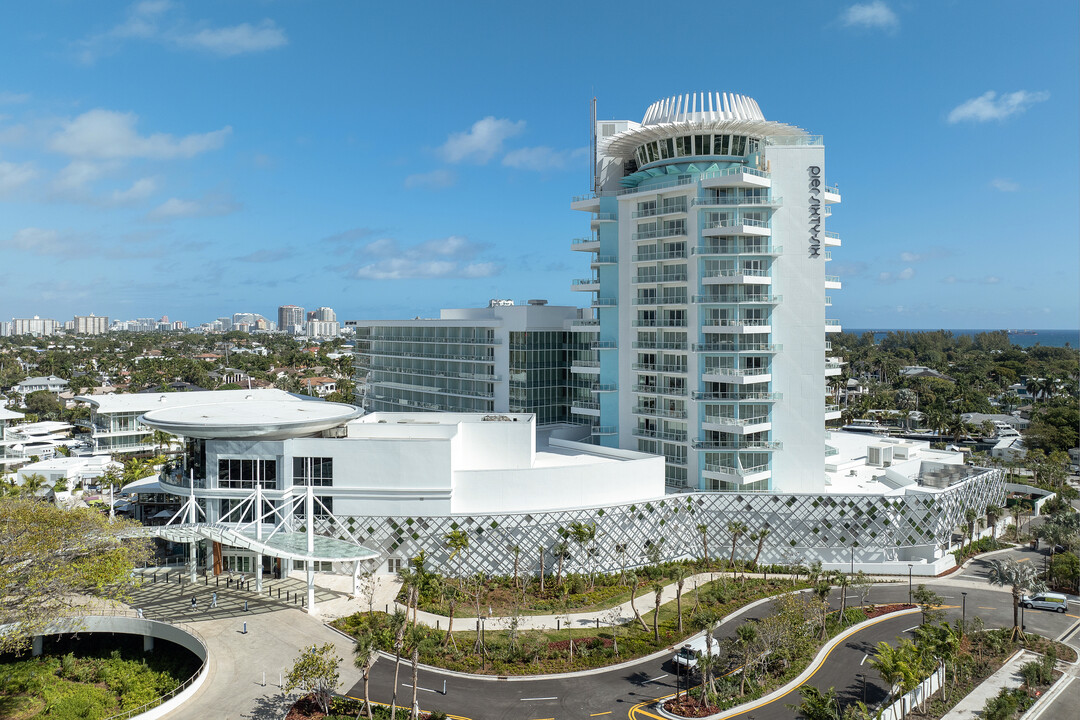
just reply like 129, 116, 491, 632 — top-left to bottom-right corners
0, 1, 1076, 328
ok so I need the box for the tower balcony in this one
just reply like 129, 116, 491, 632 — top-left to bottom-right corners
823, 185, 841, 204
825, 319, 842, 333
691, 439, 782, 451
692, 342, 781, 353
633, 296, 688, 306
633, 405, 688, 420
693, 243, 782, 256
690, 196, 782, 208
702, 319, 771, 334
702, 269, 772, 285
700, 167, 771, 189
633, 273, 688, 285
825, 275, 842, 290
633, 201, 688, 218
693, 294, 781, 305
590, 213, 617, 229
571, 236, 600, 252
571, 194, 601, 212
632, 249, 688, 262
701, 463, 771, 485
633, 384, 688, 397
591, 254, 618, 267
633, 226, 688, 242
592, 297, 617, 308
825, 358, 844, 377
570, 360, 601, 374
692, 391, 782, 401
825, 405, 842, 421
569, 319, 600, 332
571, 277, 600, 292
824, 231, 841, 247
590, 425, 617, 436
701, 415, 771, 434
571, 400, 601, 417
702, 218, 771, 237
701, 367, 772, 384
633, 427, 688, 443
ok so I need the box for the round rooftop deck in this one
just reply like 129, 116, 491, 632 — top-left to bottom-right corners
139, 400, 361, 440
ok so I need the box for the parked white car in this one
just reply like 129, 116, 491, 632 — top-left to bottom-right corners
1021, 592, 1069, 613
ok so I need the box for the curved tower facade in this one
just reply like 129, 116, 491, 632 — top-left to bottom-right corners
570, 93, 843, 494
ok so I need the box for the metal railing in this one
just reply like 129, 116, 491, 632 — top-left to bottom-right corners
633, 273, 688, 283
633, 406, 688, 419
692, 342, 781, 352
692, 294, 781, 304
690, 196, 781, 207
702, 367, 771, 377
631, 363, 688, 373
632, 203, 688, 218
632, 226, 688, 241
571, 237, 599, 246
592, 298, 617, 306
593, 213, 617, 221
633, 384, 687, 396
692, 439, 782, 450
632, 318, 688, 327
692, 391, 782, 401
824, 185, 840, 195
633, 296, 688, 305
572, 277, 600, 286
704, 217, 770, 229
632, 340, 688, 350
633, 428, 688, 442
825, 275, 841, 283
702, 415, 770, 427
704, 318, 771, 328
590, 425, 617, 435
702, 269, 770, 279
592, 255, 618, 264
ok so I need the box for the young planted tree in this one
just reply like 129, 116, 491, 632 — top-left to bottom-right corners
673, 566, 687, 633
727, 520, 749, 578
750, 526, 772, 569
651, 580, 664, 642
986, 558, 1045, 640
832, 571, 851, 624
568, 521, 597, 589
283, 643, 341, 716
735, 622, 758, 696
985, 504, 1003, 541
388, 609, 407, 719
553, 541, 569, 587
696, 522, 710, 563
814, 580, 832, 640
441, 584, 460, 648
352, 633, 379, 720
407, 627, 424, 720
626, 571, 648, 632
788, 685, 842, 720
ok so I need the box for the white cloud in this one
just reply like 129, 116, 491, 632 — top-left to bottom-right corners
109, 176, 158, 204
147, 194, 239, 220
502, 145, 587, 172
78, 2, 287, 62
878, 267, 914, 284
439, 117, 525, 164
180, 20, 288, 56
404, 169, 455, 189
52, 160, 111, 194
0, 160, 37, 195
983, 276, 1001, 284
947, 90, 1049, 124
353, 235, 500, 280
0, 92, 30, 104
841, 1, 898, 30
991, 178, 1020, 192
6, 227, 82, 255
51, 109, 231, 159
899, 252, 923, 262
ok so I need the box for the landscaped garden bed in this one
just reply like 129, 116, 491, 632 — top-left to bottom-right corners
337, 577, 812, 676
285, 694, 447, 720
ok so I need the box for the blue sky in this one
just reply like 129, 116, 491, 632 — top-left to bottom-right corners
0, 1, 1076, 329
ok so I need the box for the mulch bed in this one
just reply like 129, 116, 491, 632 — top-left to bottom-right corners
285, 695, 329, 720
865, 602, 915, 619
663, 694, 722, 718
546, 636, 614, 652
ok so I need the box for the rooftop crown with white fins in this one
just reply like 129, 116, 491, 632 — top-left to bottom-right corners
600, 92, 807, 160
642, 92, 766, 125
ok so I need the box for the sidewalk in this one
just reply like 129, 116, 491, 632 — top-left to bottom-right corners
940, 650, 1032, 720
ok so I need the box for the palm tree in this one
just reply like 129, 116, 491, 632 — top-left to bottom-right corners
832, 571, 852, 625
626, 571, 648, 632
568, 521, 597, 589
750, 526, 771, 569
788, 685, 841, 720
727, 520, 749, 576
398, 567, 419, 629
736, 623, 758, 696
651, 581, 663, 642
387, 609, 407, 719
947, 415, 968, 445
964, 509, 978, 552
986, 558, 1045, 640
673, 566, 687, 633
407, 627, 423, 719
443, 528, 469, 580
696, 523, 710, 563
814, 580, 832, 639
352, 632, 378, 720
985, 504, 1003, 541
552, 541, 570, 587
441, 585, 460, 648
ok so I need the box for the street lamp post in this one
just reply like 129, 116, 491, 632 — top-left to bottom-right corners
961, 592, 967, 633
908, 564, 913, 604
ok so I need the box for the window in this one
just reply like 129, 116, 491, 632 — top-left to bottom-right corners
218, 459, 277, 489
694, 135, 711, 155
293, 457, 333, 486
388, 558, 403, 573
295, 560, 334, 572
294, 495, 333, 519
602, 123, 616, 137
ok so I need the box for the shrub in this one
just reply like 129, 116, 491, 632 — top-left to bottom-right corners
981, 687, 1021, 720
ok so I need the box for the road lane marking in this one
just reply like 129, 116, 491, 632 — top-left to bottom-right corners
631, 707, 666, 720
860, 653, 868, 665
1018, 558, 1030, 562
904, 626, 919, 632
1068, 614, 1080, 619
402, 683, 438, 693
978, 606, 996, 610
520, 697, 558, 701
590, 713, 612, 717
645, 674, 668, 684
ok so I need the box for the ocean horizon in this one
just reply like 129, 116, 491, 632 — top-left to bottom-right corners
846, 328, 1078, 349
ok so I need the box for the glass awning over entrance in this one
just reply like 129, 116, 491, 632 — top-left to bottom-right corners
149, 523, 378, 563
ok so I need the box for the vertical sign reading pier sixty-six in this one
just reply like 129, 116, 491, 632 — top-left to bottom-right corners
807, 166, 822, 258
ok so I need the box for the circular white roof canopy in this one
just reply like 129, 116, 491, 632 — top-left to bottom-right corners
140, 400, 362, 440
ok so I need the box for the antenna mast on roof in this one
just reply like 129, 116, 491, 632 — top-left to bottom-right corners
590, 96, 598, 193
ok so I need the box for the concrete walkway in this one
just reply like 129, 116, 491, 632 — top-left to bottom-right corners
940, 650, 1032, 720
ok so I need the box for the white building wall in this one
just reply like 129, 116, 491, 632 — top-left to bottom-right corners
766, 144, 827, 492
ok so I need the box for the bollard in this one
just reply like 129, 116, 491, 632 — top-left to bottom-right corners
437, 620, 440, 630
242, 622, 247, 634
442, 679, 447, 694
262, 672, 265, 687
385, 603, 388, 613
205, 576, 208, 586
596, 618, 599, 629
556, 619, 560, 631
277, 588, 280, 599
216, 577, 219, 587
244, 600, 248, 612
279, 672, 282, 688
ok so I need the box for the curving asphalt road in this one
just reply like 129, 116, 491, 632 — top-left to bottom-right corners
345, 545, 1080, 720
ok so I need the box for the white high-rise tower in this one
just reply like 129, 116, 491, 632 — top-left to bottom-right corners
570, 93, 843, 494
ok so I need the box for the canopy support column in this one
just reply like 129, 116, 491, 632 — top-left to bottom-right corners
352, 559, 362, 597
255, 484, 263, 593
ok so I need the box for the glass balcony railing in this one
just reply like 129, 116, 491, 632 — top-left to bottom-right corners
632, 340, 688, 350
632, 250, 688, 262
633, 428, 688, 442
632, 203, 688, 218
692, 391, 782, 401
633, 318, 688, 327
633, 226, 688, 241
693, 244, 781, 255
692, 342, 781, 353
633, 273, 688, 284
690, 196, 781, 207
693, 294, 781, 304
703, 217, 770, 230
691, 439, 782, 450
633, 384, 688, 396
633, 296, 688, 306
634, 406, 688, 419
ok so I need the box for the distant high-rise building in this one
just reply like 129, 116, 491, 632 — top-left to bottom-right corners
315, 306, 337, 322
306, 320, 340, 338
278, 305, 305, 334
74, 314, 109, 335
11, 316, 60, 336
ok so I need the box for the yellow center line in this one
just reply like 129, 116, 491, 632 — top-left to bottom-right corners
631, 707, 666, 720
978, 606, 996, 610
590, 713, 613, 717
1017, 558, 1030, 562
1067, 613, 1080, 619
344, 695, 471, 720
